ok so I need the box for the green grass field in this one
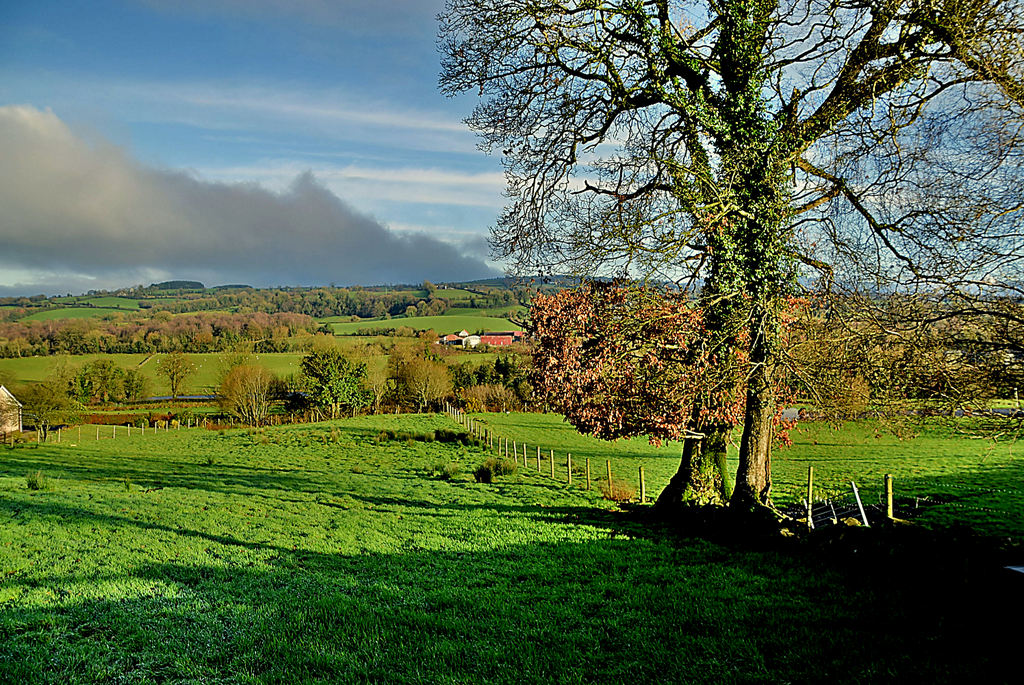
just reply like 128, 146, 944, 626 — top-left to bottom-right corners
0, 413, 1015, 682
448, 305, 527, 318
48, 296, 141, 309
327, 313, 520, 336
476, 413, 1024, 537
434, 288, 477, 301
19, 308, 133, 322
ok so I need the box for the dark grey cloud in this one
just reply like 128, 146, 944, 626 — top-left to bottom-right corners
0, 106, 496, 295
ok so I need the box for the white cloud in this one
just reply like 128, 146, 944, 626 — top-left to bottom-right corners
197, 161, 506, 209
0, 71, 482, 156
0, 105, 498, 293
177, 89, 466, 135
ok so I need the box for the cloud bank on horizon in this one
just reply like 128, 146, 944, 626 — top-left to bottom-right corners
0, 105, 498, 296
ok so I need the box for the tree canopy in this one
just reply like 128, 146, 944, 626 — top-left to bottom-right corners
156, 351, 196, 400
300, 349, 370, 419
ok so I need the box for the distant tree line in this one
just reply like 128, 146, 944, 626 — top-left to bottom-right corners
0, 311, 319, 358
0, 284, 527, 320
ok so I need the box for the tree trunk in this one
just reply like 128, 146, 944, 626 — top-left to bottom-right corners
732, 321, 775, 509
655, 423, 730, 511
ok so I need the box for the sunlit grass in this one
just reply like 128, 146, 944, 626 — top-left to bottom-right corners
0, 413, 1015, 682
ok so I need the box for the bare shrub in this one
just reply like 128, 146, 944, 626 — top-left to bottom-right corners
601, 478, 635, 503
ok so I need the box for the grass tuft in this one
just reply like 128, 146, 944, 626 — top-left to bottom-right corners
601, 478, 636, 503
25, 470, 45, 490
475, 457, 517, 483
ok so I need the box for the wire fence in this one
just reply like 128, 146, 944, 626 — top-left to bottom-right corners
778, 466, 1024, 537
442, 403, 648, 502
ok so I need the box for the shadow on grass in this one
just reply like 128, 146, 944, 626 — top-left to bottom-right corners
0, 498, 1017, 683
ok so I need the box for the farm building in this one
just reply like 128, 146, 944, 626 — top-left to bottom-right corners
490, 331, 525, 341
479, 334, 515, 346
437, 329, 525, 348
0, 385, 23, 434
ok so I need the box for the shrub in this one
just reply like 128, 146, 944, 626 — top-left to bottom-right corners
461, 384, 517, 412
489, 457, 517, 477
26, 470, 45, 490
475, 457, 517, 483
473, 464, 493, 483
429, 461, 462, 480
601, 478, 636, 503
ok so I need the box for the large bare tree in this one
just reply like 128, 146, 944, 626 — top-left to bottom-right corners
439, 0, 1024, 511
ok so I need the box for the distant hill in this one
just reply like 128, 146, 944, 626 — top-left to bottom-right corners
150, 280, 205, 290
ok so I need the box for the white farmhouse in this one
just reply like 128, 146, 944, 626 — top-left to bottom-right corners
0, 385, 23, 434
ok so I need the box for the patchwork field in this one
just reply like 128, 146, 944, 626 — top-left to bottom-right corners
0, 413, 1017, 682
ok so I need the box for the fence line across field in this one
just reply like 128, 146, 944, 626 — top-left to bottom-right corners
449, 408, 649, 503
27, 404, 1018, 529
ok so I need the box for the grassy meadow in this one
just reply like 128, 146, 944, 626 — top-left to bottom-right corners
0, 412, 1018, 682
476, 413, 1024, 537
325, 313, 519, 336
20, 308, 134, 322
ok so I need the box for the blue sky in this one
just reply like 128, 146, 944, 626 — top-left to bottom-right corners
0, 0, 506, 295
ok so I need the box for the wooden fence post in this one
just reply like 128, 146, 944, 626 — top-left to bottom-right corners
606, 459, 612, 485
113, 425, 117, 439
57, 428, 60, 443
586, 458, 591, 490
96, 426, 99, 440
550, 450, 555, 478
78, 426, 81, 442
537, 445, 541, 471
639, 466, 646, 503
567, 453, 572, 485
885, 474, 894, 520
851, 481, 870, 527
806, 465, 814, 530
